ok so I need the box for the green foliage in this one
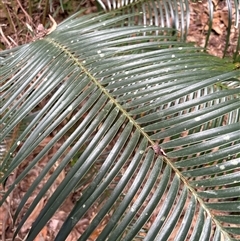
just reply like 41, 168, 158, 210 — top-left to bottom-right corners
1, 1, 240, 241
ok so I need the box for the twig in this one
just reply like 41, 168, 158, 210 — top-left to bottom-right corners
7, 36, 18, 47
16, 0, 33, 25
0, 26, 11, 48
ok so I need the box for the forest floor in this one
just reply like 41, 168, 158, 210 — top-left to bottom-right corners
0, 0, 239, 240
0, 0, 239, 57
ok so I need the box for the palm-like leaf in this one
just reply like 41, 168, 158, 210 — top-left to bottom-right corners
1, 8, 240, 241
95, 0, 240, 60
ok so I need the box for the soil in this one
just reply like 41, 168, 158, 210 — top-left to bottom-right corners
0, 0, 239, 240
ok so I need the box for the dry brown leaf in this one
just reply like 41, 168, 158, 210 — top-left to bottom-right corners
89, 227, 103, 241
34, 226, 48, 241
212, 0, 219, 7
220, 9, 229, 27
47, 15, 57, 35
0, 202, 11, 238
22, 198, 45, 232
212, 18, 223, 35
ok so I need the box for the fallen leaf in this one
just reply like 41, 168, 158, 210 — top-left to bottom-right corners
34, 226, 48, 241
22, 198, 45, 232
47, 15, 57, 35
